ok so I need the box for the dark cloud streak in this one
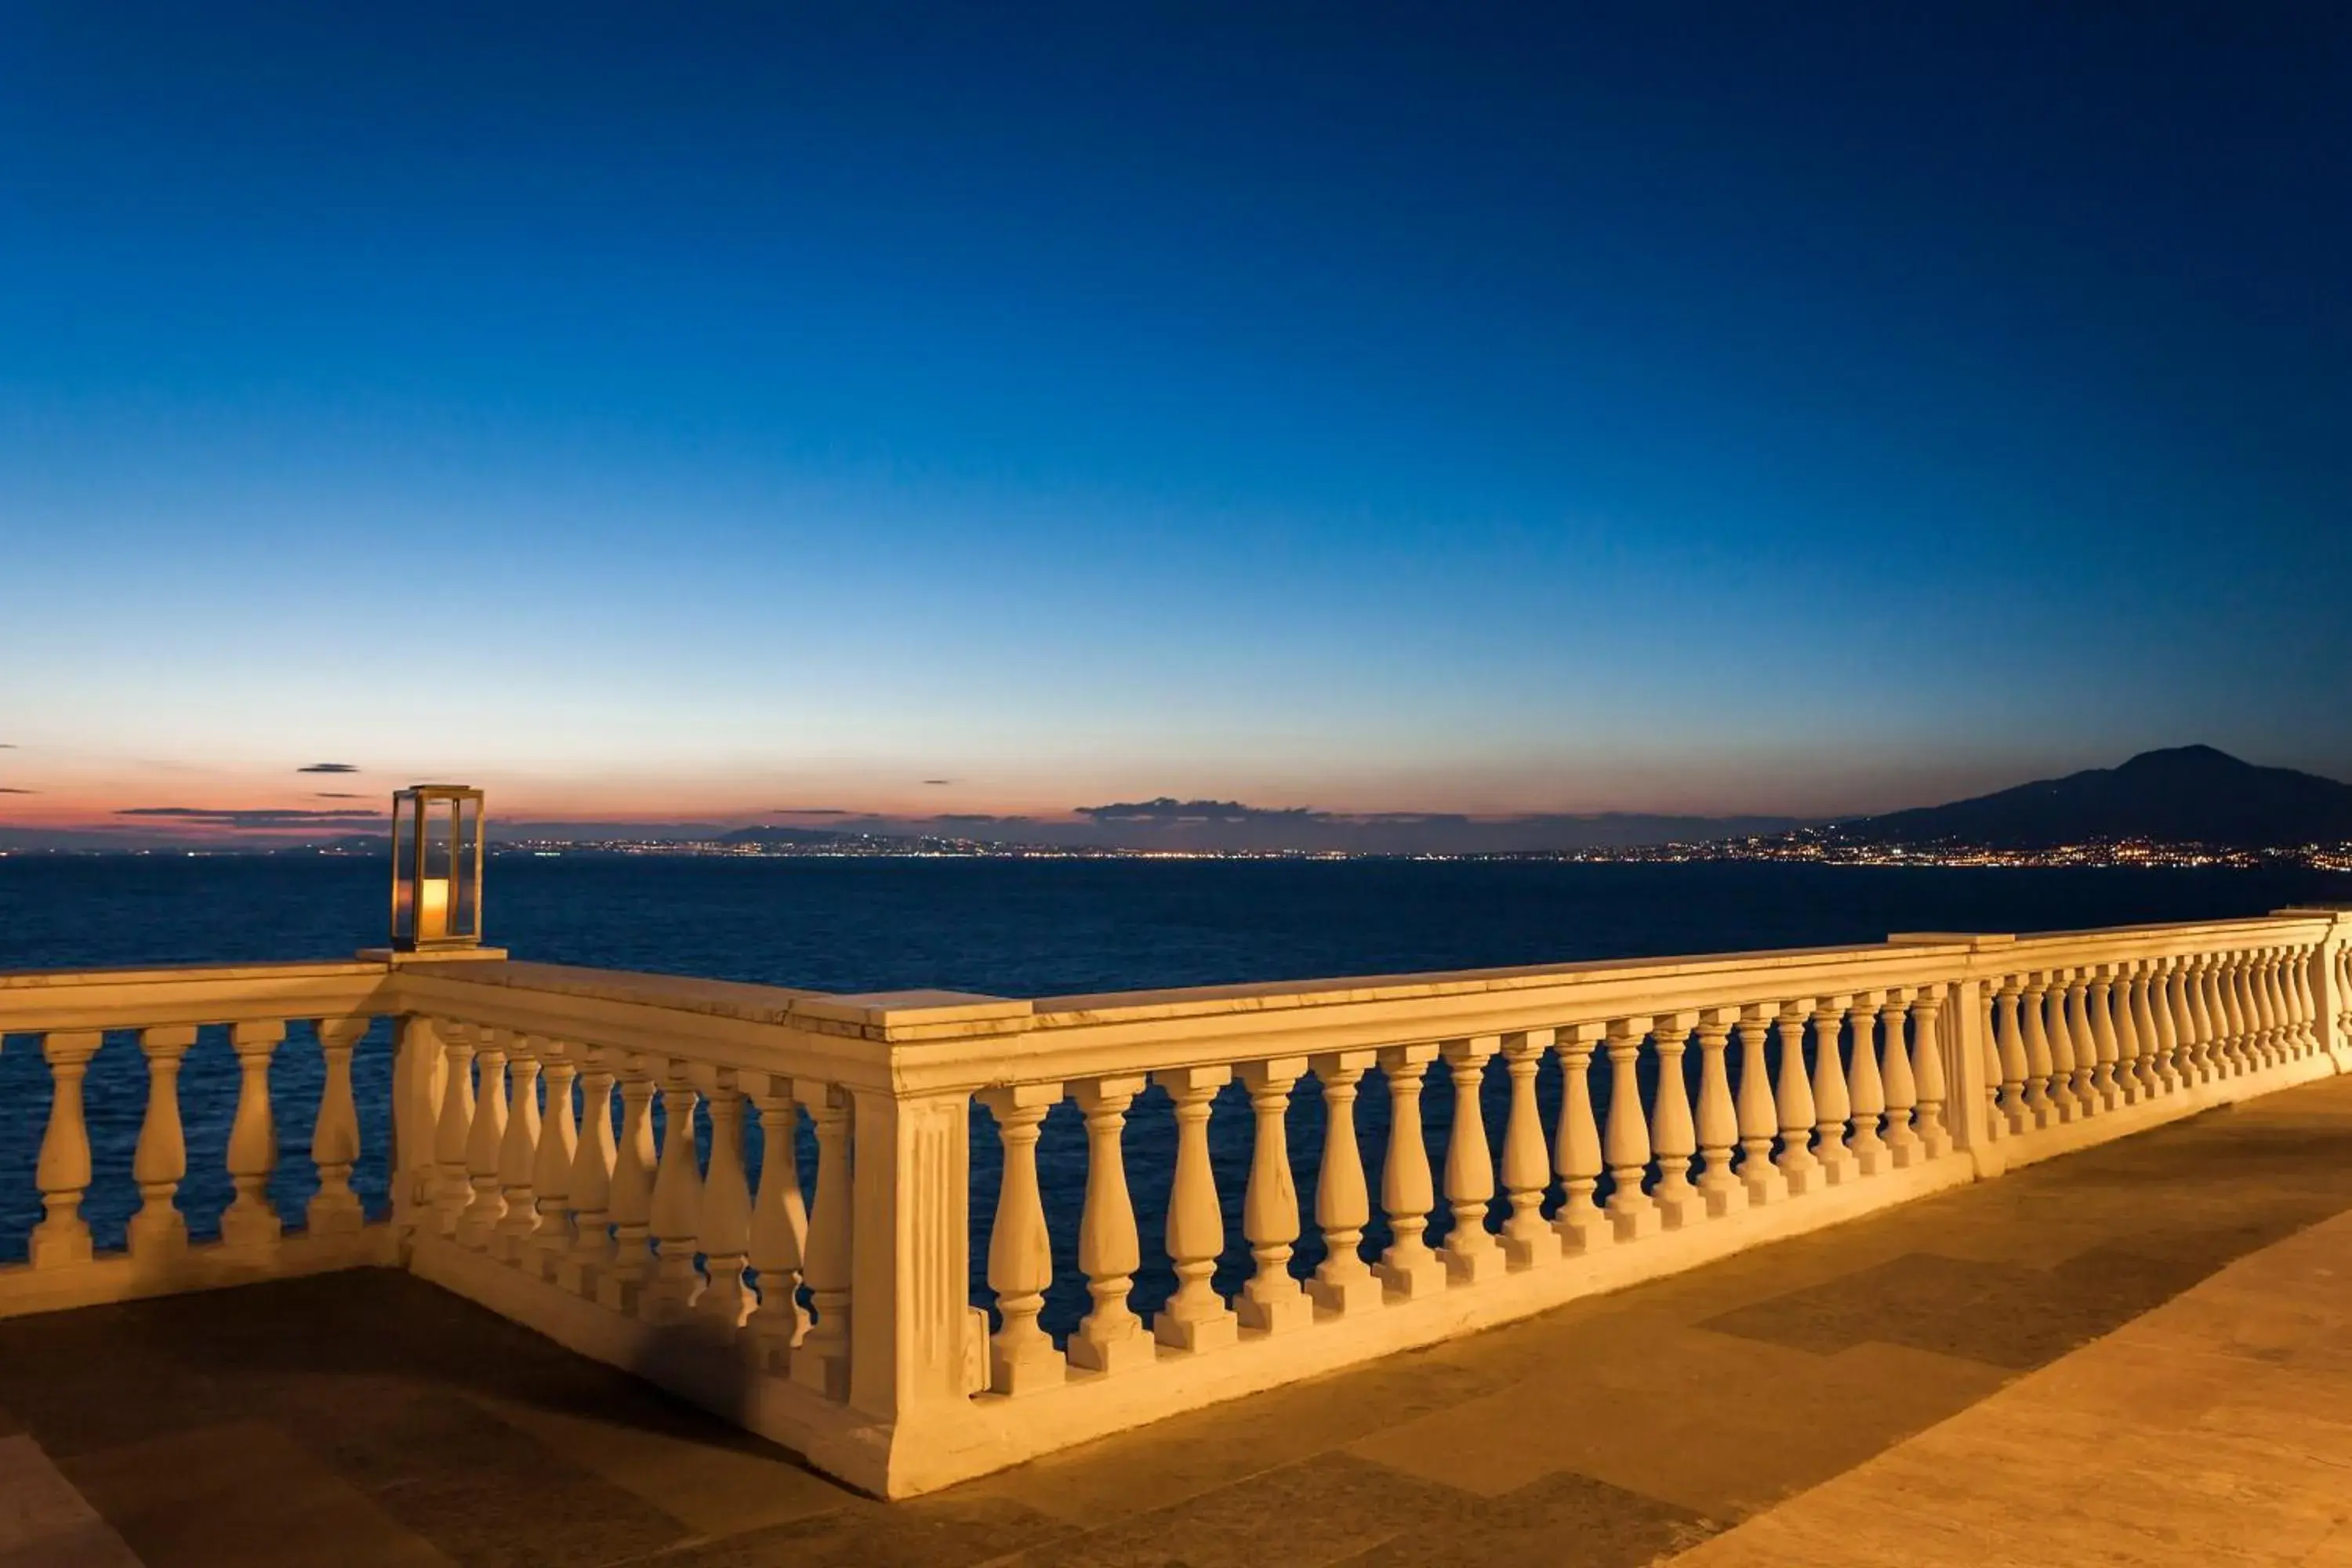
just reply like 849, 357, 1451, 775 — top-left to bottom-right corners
297, 762, 360, 773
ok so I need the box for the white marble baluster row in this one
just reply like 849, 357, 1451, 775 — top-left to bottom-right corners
408, 1020, 848, 1397
968, 986, 1961, 1395
20, 1016, 378, 1271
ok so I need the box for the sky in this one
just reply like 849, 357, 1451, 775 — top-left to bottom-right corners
3, 4, 2349, 840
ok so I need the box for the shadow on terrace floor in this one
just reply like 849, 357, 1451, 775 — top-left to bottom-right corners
5, 1072, 2352, 1568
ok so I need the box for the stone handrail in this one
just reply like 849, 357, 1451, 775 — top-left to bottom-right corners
1, 908, 2347, 1497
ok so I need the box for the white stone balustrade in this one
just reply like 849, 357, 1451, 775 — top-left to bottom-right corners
2, 913, 2348, 1501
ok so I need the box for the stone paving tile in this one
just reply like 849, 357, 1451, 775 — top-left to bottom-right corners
625, 1495, 1067, 1568
1330, 1468, 1715, 1568
1003, 1451, 1465, 1568
61, 1418, 454, 1568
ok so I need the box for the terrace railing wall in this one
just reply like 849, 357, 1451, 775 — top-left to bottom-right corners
2, 908, 2347, 1496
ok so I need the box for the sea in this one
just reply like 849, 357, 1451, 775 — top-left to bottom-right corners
5, 855, 2347, 1332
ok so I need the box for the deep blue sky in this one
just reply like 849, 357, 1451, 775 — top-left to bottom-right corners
3, 4, 2347, 826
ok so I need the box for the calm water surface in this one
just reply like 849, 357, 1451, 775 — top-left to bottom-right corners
5, 856, 2346, 1327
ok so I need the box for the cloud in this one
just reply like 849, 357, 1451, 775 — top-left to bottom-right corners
0, 742, 15, 748
1076, 797, 1323, 824
922, 778, 955, 786
769, 807, 852, 815
0, 786, 33, 794
296, 762, 359, 774
116, 807, 385, 829
314, 791, 362, 800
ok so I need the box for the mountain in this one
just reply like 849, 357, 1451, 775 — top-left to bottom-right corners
1848, 746, 2352, 850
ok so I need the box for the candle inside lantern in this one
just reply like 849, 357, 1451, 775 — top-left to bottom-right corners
416, 877, 451, 940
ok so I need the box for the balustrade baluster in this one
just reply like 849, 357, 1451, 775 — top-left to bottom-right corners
2245, 951, 2274, 1064
1878, 992, 1920, 1167
1070, 1075, 1152, 1369
695, 1069, 754, 1330
1602, 1018, 1660, 1238
1810, 999, 1857, 1185
31, 1030, 102, 1268
223, 1021, 284, 1252
460, 1029, 510, 1248
1549, 1025, 1612, 1250
1733, 1007, 1784, 1203
644, 1059, 706, 1322
745, 1073, 809, 1363
528, 1040, 579, 1279
2279, 949, 2307, 1055
2223, 953, 2253, 1072
2063, 975, 2098, 1110
1992, 980, 2029, 1131
2134, 964, 2173, 1094
493, 1036, 543, 1261
1773, 1001, 1821, 1194
793, 1083, 853, 1399
129, 1025, 195, 1258
1436, 1039, 1503, 1279
433, 1020, 477, 1234
981, 1085, 1062, 1385
2017, 976, 2054, 1127
2259, 950, 2288, 1061
561, 1051, 619, 1295
597, 1055, 659, 1312
1240, 1058, 1315, 1324
309, 1018, 368, 1236
2293, 946, 2321, 1053
2173, 959, 2211, 1081
1911, 985, 1951, 1158
1308, 1052, 1384, 1308
1845, 993, 1889, 1174
2165, 958, 2202, 1084
2042, 970, 2080, 1121
1980, 989, 2005, 1141
1494, 1033, 1555, 1262
1693, 1010, 1746, 1214
1154, 1065, 1239, 1348
2087, 972, 2122, 1109
2111, 964, 2146, 1104
1374, 1045, 1449, 1290
1647, 1013, 1701, 1227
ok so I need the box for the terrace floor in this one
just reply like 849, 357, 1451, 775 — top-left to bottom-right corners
5, 1073, 2352, 1568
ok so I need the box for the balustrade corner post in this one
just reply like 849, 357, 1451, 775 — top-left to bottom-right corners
1945, 975, 2002, 1177
31, 1029, 104, 1269
851, 1073, 988, 1425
